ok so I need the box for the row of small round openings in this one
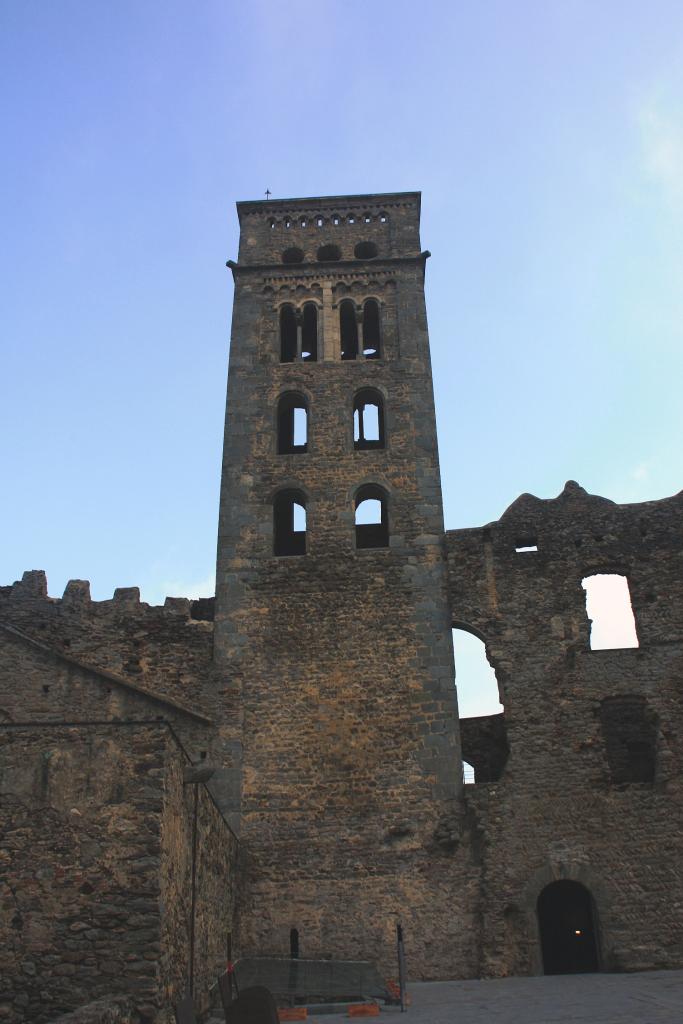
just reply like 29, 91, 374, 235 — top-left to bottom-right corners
282, 242, 378, 264
354, 241, 377, 260
268, 213, 389, 228
282, 247, 304, 264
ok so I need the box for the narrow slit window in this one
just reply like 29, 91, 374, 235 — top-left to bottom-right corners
516, 539, 538, 553
301, 304, 318, 361
353, 389, 385, 450
362, 299, 381, 358
277, 394, 308, 454
355, 485, 389, 549
274, 490, 307, 556
462, 761, 476, 785
280, 306, 297, 363
582, 574, 639, 650
340, 300, 358, 360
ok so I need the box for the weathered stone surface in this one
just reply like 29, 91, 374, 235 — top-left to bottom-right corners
215, 194, 466, 976
446, 480, 683, 976
0, 723, 239, 1023
48, 994, 135, 1023
1, 192, 682, 1017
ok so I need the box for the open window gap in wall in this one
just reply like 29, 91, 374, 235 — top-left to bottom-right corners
274, 491, 307, 556
355, 486, 389, 548
518, 536, 540, 552
353, 390, 385, 450
582, 574, 639, 650
277, 396, 308, 454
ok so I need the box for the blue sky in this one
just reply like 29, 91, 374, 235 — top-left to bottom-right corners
2, 2, 683, 710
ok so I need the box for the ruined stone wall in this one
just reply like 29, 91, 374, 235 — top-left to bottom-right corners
0, 622, 211, 764
0, 570, 243, 818
215, 194, 467, 977
0, 571, 214, 716
0, 723, 167, 1023
446, 482, 683, 976
0, 722, 240, 1023
158, 738, 241, 1018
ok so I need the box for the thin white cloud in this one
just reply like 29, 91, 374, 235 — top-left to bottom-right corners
638, 96, 683, 213
142, 571, 215, 607
630, 461, 650, 482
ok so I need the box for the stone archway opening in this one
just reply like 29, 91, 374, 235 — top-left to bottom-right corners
537, 880, 600, 975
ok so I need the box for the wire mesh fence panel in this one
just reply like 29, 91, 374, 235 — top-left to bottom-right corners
233, 957, 390, 1003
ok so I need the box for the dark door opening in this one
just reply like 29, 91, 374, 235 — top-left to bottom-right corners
537, 880, 599, 975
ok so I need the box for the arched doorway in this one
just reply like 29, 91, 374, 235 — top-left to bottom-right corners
537, 880, 599, 974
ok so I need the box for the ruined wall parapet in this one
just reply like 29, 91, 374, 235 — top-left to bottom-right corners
0, 572, 215, 712
446, 481, 683, 657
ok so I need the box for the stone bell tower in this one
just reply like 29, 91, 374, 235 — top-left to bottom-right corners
214, 193, 462, 969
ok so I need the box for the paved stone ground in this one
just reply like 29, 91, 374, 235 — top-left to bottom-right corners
299, 970, 683, 1024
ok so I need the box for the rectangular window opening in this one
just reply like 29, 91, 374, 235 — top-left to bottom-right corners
582, 574, 639, 650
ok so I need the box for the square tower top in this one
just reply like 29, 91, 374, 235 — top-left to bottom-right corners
235, 191, 422, 267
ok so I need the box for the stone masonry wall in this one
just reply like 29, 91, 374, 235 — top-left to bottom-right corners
215, 194, 468, 979
0, 572, 214, 717
158, 735, 241, 1018
0, 622, 211, 765
0, 723, 167, 1023
0, 722, 240, 1023
447, 482, 683, 976
0, 572, 242, 818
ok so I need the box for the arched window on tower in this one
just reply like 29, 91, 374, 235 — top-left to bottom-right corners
340, 300, 359, 361
274, 490, 307, 556
301, 304, 318, 362
277, 394, 308, 454
362, 299, 381, 358
280, 305, 297, 363
353, 389, 385, 450
355, 485, 389, 549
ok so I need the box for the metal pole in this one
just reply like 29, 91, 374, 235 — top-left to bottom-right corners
397, 923, 407, 1013
189, 783, 199, 996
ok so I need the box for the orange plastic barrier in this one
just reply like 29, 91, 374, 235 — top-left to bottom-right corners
278, 1009, 307, 1021
347, 1004, 380, 1018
